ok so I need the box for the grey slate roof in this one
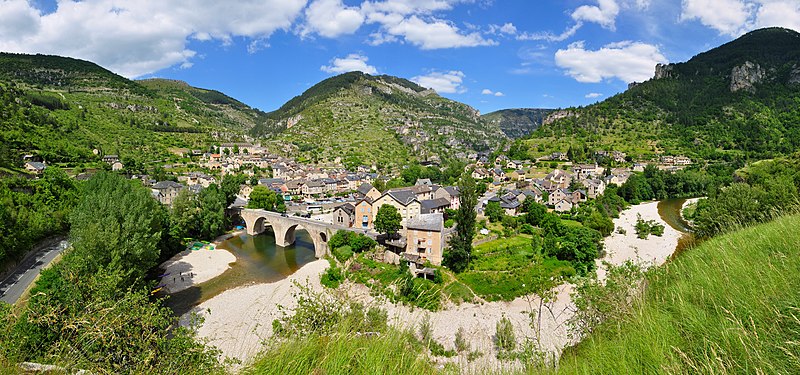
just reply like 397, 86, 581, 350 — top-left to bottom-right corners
357, 182, 375, 195
386, 190, 417, 205
26, 162, 46, 170
420, 198, 451, 212
152, 181, 184, 190
334, 203, 355, 215
406, 213, 444, 232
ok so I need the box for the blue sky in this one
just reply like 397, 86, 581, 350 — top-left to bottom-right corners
2, 0, 799, 114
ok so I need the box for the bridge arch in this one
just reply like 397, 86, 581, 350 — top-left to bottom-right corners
240, 209, 331, 258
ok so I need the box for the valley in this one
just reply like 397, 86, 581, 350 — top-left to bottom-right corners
0, 18, 799, 375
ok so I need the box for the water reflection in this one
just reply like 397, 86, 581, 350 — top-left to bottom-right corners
166, 229, 316, 316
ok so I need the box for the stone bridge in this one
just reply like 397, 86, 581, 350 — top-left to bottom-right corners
240, 209, 366, 258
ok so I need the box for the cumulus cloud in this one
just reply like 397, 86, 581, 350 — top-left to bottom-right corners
571, 0, 620, 30
755, 1, 800, 31
321, 53, 378, 74
680, 0, 754, 36
481, 88, 505, 96
680, 0, 800, 36
302, 0, 364, 38
376, 15, 496, 49
555, 41, 668, 83
0, 0, 307, 77
412, 70, 466, 94
585, 92, 603, 98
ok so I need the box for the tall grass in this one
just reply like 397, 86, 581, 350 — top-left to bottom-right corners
245, 327, 441, 375
552, 214, 800, 374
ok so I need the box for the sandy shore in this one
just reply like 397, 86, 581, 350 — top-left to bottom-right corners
176, 202, 681, 371
595, 201, 682, 280
178, 259, 330, 363
159, 232, 240, 293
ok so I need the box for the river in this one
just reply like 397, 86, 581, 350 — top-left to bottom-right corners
657, 198, 693, 233
166, 229, 316, 315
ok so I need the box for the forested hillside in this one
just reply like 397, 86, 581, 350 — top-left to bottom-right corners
518, 27, 800, 162
0, 53, 269, 170
250, 72, 507, 169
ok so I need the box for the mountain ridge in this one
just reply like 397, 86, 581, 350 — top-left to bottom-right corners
251, 71, 507, 169
519, 27, 800, 162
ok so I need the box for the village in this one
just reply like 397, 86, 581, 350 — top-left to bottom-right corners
16, 141, 694, 272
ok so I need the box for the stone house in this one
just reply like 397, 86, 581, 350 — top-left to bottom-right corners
555, 199, 574, 212
433, 186, 460, 210
151, 181, 185, 206
582, 179, 606, 199
372, 190, 421, 227
356, 183, 381, 201
333, 203, 355, 227
354, 198, 374, 229
405, 213, 445, 266
548, 188, 571, 206
24, 161, 46, 174
302, 180, 325, 197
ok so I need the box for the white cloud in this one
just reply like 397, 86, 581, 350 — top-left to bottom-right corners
754, 1, 800, 31
585, 92, 603, 98
0, 0, 307, 78
571, 0, 620, 30
489, 22, 517, 35
321, 53, 378, 74
481, 88, 504, 96
373, 15, 496, 49
302, 0, 364, 38
517, 23, 583, 42
0, 0, 40, 40
680, 0, 754, 36
555, 40, 668, 83
411, 70, 466, 93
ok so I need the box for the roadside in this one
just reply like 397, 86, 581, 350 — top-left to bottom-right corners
0, 237, 70, 305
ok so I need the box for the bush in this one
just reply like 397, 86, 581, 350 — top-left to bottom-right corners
444, 218, 455, 228
454, 327, 470, 352
320, 260, 345, 289
634, 214, 665, 239
494, 316, 516, 352
520, 223, 536, 235
329, 230, 376, 253
332, 246, 354, 263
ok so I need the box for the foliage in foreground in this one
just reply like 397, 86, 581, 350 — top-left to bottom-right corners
0, 172, 222, 374
253, 283, 437, 375
554, 214, 800, 374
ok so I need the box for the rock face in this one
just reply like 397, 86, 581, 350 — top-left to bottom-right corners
730, 61, 766, 93
654, 63, 675, 80
789, 65, 800, 85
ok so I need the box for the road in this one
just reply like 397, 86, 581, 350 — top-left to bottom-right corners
0, 239, 69, 304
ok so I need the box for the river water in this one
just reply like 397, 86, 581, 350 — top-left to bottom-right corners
657, 198, 693, 233
166, 229, 316, 315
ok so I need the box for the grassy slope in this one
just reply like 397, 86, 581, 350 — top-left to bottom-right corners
245, 328, 439, 375
554, 214, 800, 374
255, 72, 505, 168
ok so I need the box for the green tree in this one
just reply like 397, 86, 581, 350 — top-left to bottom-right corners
444, 174, 477, 273
375, 204, 402, 238
220, 173, 247, 206
523, 199, 547, 226
248, 185, 285, 212
485, 201, 504, 223
197, 184, 227, 238
68, 172, 166, 283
